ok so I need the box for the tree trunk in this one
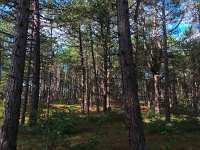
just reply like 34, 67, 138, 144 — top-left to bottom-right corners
0, 0, 30, 149
29, 0, 41, 126
21, 46, 32, 125
117, 0, 146, 149
145, 80, 151, 109
142, 13, 151, 109
171, 66, 178, 107
90, 26, 100, 112
100, 22, 108, 113
162, 0, 171, 123
154, 74, 160, 113
86, 43, 90, 114
107, 50, 111, 110
78, 26, 86, 113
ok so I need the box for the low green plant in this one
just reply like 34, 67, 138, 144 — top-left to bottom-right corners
72, 136, 100, 150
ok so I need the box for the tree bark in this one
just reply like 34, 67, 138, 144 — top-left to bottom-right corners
0, 0, 30, 149
117, 0, 146, 149
162, 0, 171, 123
90, 26, 100, 112
171, 66, 178, 107
29, 0, 41, 126
100, 21, 108, 113
21, 46, 32, 125
78, 26, 86, 113
154, 74, 160, 113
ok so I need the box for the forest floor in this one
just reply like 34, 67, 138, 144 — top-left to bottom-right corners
0, 101, 200, 150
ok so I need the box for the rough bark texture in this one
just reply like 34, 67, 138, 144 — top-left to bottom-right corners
0, 0, 30, 149
29, 0, 41, 126
162, 0, 171, 123
117, 0, 146, 149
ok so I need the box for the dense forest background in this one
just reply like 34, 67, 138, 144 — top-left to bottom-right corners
0, 0, 199, 150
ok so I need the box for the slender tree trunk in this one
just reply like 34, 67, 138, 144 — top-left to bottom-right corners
78, 26, 86, 113
106, 19, 112, 111
90, 26, 100, 112
117, 0, 146, 149
151, 11, 162, 114
154, 74, 160, 113
29, 0, 41, 126
146, 80, 151, 109
162, 0, 170, 123
21, 46, 32, 125
86, 44, 90, 114
142, 14, 151, 109
47, 72, 52, 118
100, 22, 108, 113
133, 0, 140, 61
171, 66, 178, 107
0, 0, 30, 149
107, 51, 111, 110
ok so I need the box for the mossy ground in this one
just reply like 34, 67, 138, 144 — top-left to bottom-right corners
0, 101, 199, 150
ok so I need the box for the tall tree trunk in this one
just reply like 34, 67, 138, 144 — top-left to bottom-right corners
117, 0, 146, 149
142, 13, 151, 109
29, 0, 41, 126
86, 43, 90, 114
162, 0, 171, 123
107, 50, 111, 110
0, 0, 30, 149
100, 22, 108, 113
47, 72, 52, 118
151, 12, 162, 114
78, 26, 86, 113
21, 46, 32, 125
90, 26, 100, 112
